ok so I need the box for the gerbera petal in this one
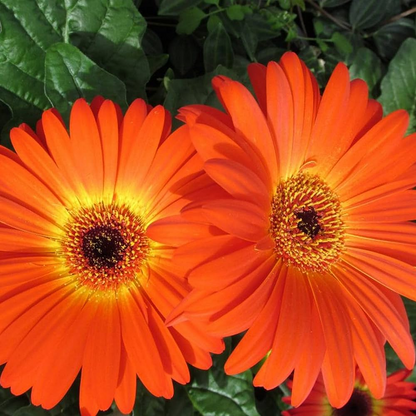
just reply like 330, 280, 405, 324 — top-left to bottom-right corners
200, 199, 269, 242
141, 125, 195, 206
0, 150, 66, 222
344, 247, 416, 301
204, 158, 271, 209
247, 63, 267, 113
189, 123, 270, 186
10, 127, 75, 206
328, 110, 409, 193
114, 346, 136, 415
206, 255, 277, 336
0, 227, 58, 252
306, 62, 350, 176
254, 267, 312, 390
81, 292, 121, 411
146, 215, 218, 247
70, 99, 104, 197
212, 76, 278, 180
291, 306, 325, 407
1, 283, 85, 395
97, 100, 120, 198
118, 287, 172, 398
0, 196, 63, 236
335, 262, 415, 368
147, 306, 190, 384
344, 290, 386, 398
117, 106, 166, 193
118, 99, 148, 173
225, 261, 283, 375
31, 294, 98, 409
188, 241, 269, 290
308, 271, 354, 408
42, 109, 87, 199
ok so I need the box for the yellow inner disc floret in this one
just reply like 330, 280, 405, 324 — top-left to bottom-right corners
61, 202, 150, 290
269, 172, 345, 273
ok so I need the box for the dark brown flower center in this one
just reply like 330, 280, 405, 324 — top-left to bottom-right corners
82, 225, 126, 269
62, 202, 150, 290
333, 389, 372, 416
269, 172, 345, 273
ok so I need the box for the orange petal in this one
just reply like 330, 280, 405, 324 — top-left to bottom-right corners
291, 305, 325, 407
201, 199, 269, 242
70, 99, 104, 198
147, 306, 189, 384
0, 196, 62, 237
247, 62, 267, 113
308, 271, 354, 407
97, 100, 120, 198
114, 345, 136, 415
42, 109, 87, 199
204, 158, 271, 209
118, 288, 173, 398
344, 247, 416, 301
335, 262, 415, 369
117, 106, 166, 193
225, 261, 283, 375
345, 290, 386, 399
10, 127, 75, 206
31, 293, 98, 409
81, 292, 120, 411
254, 267, 312, 389
0, 150, 66, 222
212, 76, 278, 181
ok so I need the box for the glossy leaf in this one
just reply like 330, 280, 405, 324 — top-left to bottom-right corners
158, 0, 204, 16
203, 23, 234, 72
349, 47, 382, 93
379, 38, 416, 134
373, 18, 415, 60
45, 43, 127, 121
349, 0, 400, 30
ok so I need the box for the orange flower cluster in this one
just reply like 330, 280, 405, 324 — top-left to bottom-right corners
0, 53, 415, 415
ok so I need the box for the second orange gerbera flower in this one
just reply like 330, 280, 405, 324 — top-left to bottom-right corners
0, 98, 223, 415
170, 52, 416, 407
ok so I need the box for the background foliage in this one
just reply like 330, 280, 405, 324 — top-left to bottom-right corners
0, 0, 416, 414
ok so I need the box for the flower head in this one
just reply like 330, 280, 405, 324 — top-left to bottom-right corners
282, 368, 416, 416
0, 97, 223, 415
170, 52, 416, 407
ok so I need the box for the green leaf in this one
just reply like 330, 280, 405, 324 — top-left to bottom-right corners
373, 18, 416, 60
379, 38, 416, 134
331, 31, 353, 54
349, 0, 400, 30
349, 48, 382, 93
169, 36, 199, 76
64, 0, 149, 102
207, 15, 222, 33
204, 0, 219, 4
177, 7, 207, 35
186, 348, 260, 416
158, 0, 204, 16
226, 5, 246, 21
44, 43, 127, 122
319, 0, 351, 7
0, 0, 148, 139
241, 24, 258, 62
203, 23, 234, 72
163, 66, 246, 123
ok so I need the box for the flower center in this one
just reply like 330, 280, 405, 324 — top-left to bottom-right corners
332, 388, 372, 416
82, 225, 126, 269
62, 202, 150, 290
269, 172, 344, 273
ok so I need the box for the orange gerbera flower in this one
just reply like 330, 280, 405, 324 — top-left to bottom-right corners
170, 52, 416, 408
282, 368, 416, 416
0, 97, 223, 415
